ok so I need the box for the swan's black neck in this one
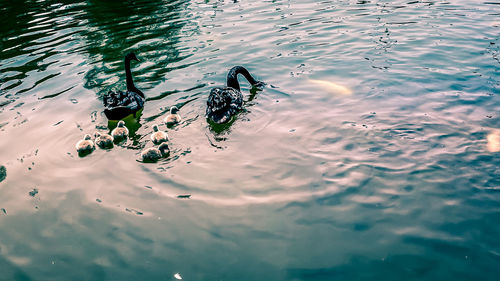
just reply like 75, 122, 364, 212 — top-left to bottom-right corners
226, 66, 259, 91
125, 57, 144, 97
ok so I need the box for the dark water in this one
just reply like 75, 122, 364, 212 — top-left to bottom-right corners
1, 0, 499, 280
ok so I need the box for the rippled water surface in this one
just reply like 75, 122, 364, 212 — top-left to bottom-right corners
1, 0, 499, 280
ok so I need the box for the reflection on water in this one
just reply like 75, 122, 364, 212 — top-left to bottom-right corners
487, 129, 500, 153
308, 79, 353, 95
0, 0, 499, 280
83, 0, 195, 97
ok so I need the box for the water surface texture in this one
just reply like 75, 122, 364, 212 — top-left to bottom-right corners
0, 0, 499, 280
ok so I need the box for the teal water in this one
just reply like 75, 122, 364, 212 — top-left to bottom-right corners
0, 0, 499, 280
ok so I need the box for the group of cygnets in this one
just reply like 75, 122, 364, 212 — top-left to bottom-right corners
76, 106, 181, 163
75, 51, 263, 163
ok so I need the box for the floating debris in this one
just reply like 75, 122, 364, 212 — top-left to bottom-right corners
53, 120, 64, 126
90, 110, 97, 122
308, 79, 353, 95
29, 188, 38, 197
125, 208, 143, 215
0, 165, 6, 182
174, 273, 182, 280
177, 195, 191, 199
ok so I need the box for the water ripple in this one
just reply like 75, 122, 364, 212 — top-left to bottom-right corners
1, 0, 499, 280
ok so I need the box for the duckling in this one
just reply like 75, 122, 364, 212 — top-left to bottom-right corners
111, 120, 129, 142
150, 124, 168, 145
75, 134, 95, 156
164, 106, 181, 126
141, 143, 170, 163
94, 131, 114, 149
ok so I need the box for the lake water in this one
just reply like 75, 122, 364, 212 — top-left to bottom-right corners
0, 0, 499, 280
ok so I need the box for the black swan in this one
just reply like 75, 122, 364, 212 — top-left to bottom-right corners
206, 66, 264, 124
103, 52, 145, 120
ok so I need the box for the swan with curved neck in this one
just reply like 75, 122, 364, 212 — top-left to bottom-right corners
206, 66, 263, 124
103, 52, 145, 121
124, 53, 143, 97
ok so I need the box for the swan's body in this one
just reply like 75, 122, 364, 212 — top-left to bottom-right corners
103, 52, 145, 120
206, 66, 263, 124
164, 106, 181, 126
94, 132, 114, 149
76, 134, 95, 155
111, 120, 129, 142
141, 143, 170, 163
150, 124, 168, 145
206, 87, 242, 124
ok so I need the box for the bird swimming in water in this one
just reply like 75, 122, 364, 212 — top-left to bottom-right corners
103, 52, 145, 121
206, 66, 264, 124
164, 106, 181, 126
141, 143, 170, 163
150, 124, 168, 145
76, 134, 95, 156
94, 131, 114, 149
111, 120, 129, 142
